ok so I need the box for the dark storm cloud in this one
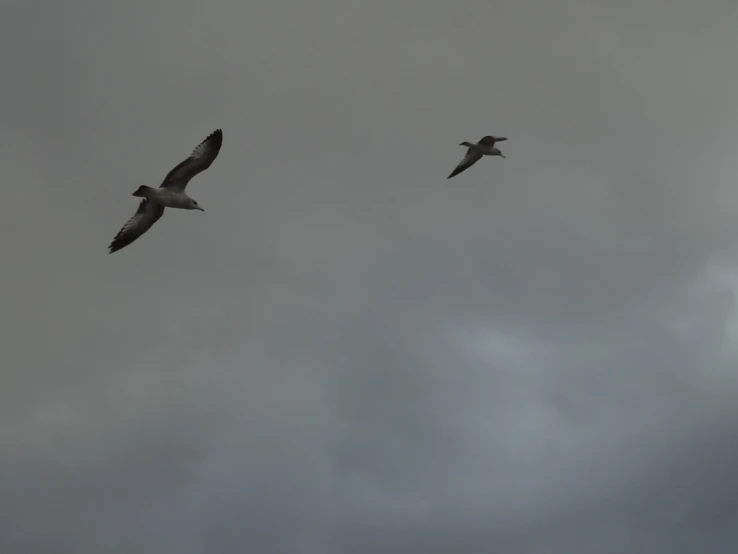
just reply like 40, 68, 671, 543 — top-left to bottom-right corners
2, 0, 738, 552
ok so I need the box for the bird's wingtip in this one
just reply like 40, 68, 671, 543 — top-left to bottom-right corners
206, 128, 223, 148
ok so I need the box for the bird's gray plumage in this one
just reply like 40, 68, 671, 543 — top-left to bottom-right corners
159, 129, 224, 191
447, 135, 507, 179
108, 129, 223, 254
108, 199, 165, 254
477, 135, 507, 147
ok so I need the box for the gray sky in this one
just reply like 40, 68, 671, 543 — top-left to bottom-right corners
2, 0, 738, 552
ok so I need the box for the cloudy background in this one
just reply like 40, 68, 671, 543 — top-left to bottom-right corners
2, 0, 738, 552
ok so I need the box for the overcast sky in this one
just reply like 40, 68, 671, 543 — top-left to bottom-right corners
2, 0, 738, 552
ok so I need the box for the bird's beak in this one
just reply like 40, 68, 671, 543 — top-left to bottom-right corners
198, 207, 205, 212
500, 154, 506, 158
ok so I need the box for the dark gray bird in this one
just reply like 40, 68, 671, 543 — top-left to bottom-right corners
108, 129, 223, 253
447, 135, 507, 179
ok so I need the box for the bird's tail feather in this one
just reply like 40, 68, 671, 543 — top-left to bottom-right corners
132, 185, 154, 197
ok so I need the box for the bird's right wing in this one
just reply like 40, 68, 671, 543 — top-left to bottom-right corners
108, 199, 165, 253
447, 148, 483, 179
478, 135, 507, 146
159, 129, 223, 191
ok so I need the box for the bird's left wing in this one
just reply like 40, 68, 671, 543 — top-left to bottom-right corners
108, 199, 165, 253
447, 148, 483, 179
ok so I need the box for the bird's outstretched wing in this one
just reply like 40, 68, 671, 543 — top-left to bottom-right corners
447, 148, 483, 179
108, 199, 165, 253
478, 135, 507, 146
159, 129, 223, 191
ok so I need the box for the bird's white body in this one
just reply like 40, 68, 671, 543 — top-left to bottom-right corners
145, 187, 197, 209
461, 141, 503, 157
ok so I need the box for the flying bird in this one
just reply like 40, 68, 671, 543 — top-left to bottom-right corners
447, 135, 507, 179
108, 129, 223, 253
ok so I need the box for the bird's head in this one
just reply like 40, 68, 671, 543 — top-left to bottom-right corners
189, 198, 205, 212
459, 141, 474, 147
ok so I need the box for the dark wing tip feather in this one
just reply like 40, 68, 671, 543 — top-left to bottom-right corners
204, 128, 223, 150
108, 235, 132, 254
447, 163, 468, 179
199, 128, 223, 158
108, 227, 137, 253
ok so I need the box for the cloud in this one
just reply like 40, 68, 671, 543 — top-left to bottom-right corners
2, 0, 738, 552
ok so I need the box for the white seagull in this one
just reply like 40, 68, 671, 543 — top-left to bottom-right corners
108, 129, 223, 253
447, 135, 507, 179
